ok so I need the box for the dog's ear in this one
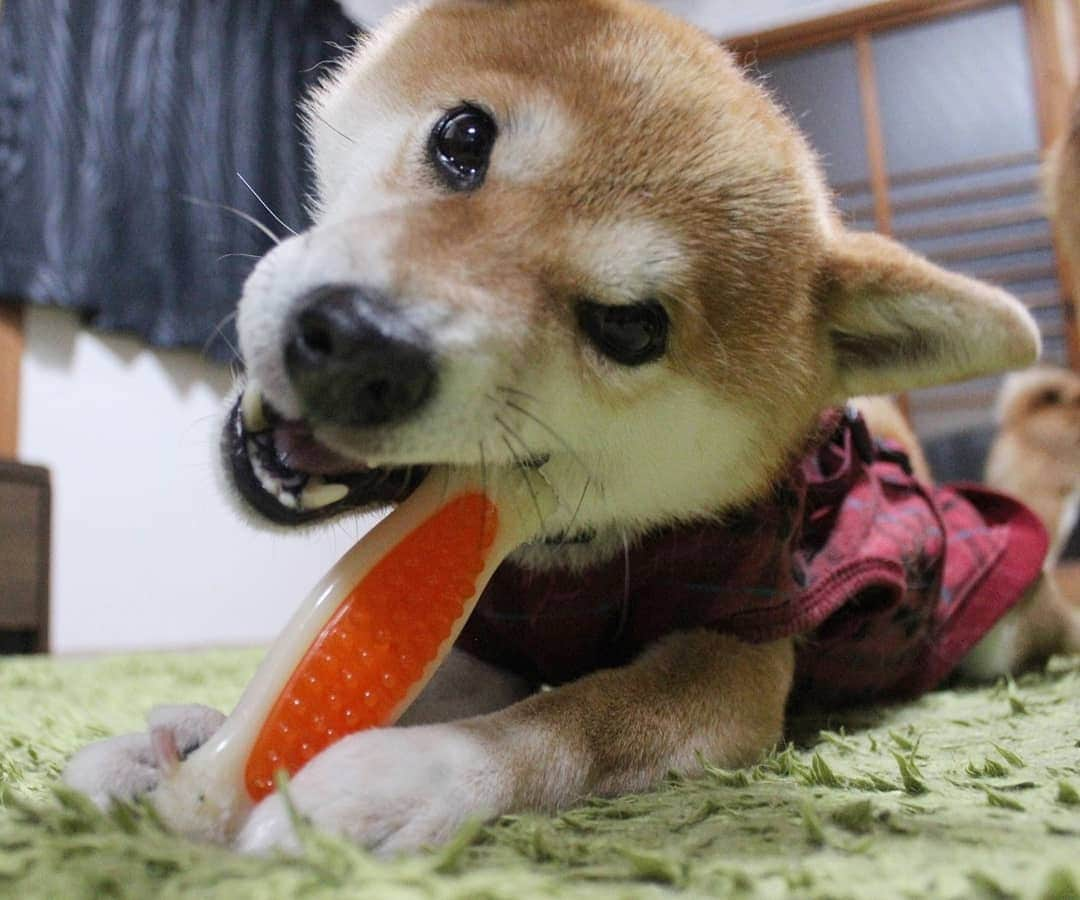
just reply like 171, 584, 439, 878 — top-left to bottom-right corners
819, 231, 1040, 400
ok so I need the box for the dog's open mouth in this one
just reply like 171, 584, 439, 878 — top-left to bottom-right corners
224, 389, 428, 526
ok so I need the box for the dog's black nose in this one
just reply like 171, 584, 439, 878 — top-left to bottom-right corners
284, 285, 436, 427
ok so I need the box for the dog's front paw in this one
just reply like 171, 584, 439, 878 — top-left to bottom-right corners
63, 704, 225, 810
235, 723, 507, 856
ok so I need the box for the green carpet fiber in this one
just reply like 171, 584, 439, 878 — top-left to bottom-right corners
1, 649, 1078, 899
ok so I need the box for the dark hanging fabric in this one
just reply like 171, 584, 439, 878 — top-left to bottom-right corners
0, 1, 357, 362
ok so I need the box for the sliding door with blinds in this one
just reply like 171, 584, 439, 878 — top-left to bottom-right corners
746, 1, 1073, 437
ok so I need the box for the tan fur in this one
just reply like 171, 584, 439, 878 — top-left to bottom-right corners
987, 366, 1080, 565
853, 395, 932, 484
962, 572, 1080, 679
972, 366, 1080, 672
479, 632, 795, 807
1013, 577, 1080, 665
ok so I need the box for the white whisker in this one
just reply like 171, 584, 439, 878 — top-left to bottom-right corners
314, 112, 359, 146
500, 397, 594, 482
182, 194, 282, 245
216, 253, 262, 262
499, 433, 546, 531
202, 310, 241, 362
237, 172, 299, 237
565, 477, 592, 538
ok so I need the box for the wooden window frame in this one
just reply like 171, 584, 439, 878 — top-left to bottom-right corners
728, 0, 1080, 370
728, 0, 1009, 61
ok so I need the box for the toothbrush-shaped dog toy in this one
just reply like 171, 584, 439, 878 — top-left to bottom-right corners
149, 467, 555, 844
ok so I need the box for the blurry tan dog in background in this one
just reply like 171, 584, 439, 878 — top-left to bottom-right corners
988, 366, 1080, 570
64, 0, 1080, 855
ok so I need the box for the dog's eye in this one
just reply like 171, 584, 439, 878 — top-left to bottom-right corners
429, 105, 497, 190
1039, 388, 1063, 406
576, 301, 669, 366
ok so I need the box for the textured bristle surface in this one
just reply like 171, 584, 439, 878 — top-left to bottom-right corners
244, 493, 499, 800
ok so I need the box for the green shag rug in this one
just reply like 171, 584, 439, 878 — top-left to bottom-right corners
1, 650, 1079, 899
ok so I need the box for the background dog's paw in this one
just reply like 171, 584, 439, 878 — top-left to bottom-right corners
234, 724, 506, 856
62, 704, 225, 810
63, 732, 161, 810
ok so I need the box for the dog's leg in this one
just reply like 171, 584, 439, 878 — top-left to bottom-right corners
236, 631, 794, 855
961, 574, 1080, 680
490, 631, 794, 803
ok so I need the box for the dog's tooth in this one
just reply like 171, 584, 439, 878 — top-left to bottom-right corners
301, 482, 350, 510
241, 387, 268, 433
279, 471, 307, 491
250, 449, 282, 493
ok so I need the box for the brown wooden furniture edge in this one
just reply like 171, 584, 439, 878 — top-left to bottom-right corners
0, 460, 51, 652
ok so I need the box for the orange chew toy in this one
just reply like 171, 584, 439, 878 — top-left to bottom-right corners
245, 493, 497, 800
147, 467, 554, 845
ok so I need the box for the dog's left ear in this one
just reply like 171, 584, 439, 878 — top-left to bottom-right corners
820, 231, 1040, 400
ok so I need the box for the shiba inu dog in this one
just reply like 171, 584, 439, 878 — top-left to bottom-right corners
65, 0, 1079, 855
987, 366, 1080, 569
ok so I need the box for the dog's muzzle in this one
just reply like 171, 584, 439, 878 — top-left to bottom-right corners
284, 285, 437, 430
224, 285, 440, 526
222, 389, 428, 527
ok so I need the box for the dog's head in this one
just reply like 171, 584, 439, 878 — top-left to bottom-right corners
225, 0, 1039, 563
997, 366, 1080, 464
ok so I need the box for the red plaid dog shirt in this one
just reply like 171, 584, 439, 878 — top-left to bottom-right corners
458, 411, 1049, 706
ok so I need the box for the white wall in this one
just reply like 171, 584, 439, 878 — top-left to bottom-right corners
19, 308, 375, 655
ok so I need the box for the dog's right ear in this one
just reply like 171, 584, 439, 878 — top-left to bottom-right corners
818, 231, 1041, 401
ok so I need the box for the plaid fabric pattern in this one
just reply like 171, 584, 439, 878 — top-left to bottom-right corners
458, 413, 1048, 705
